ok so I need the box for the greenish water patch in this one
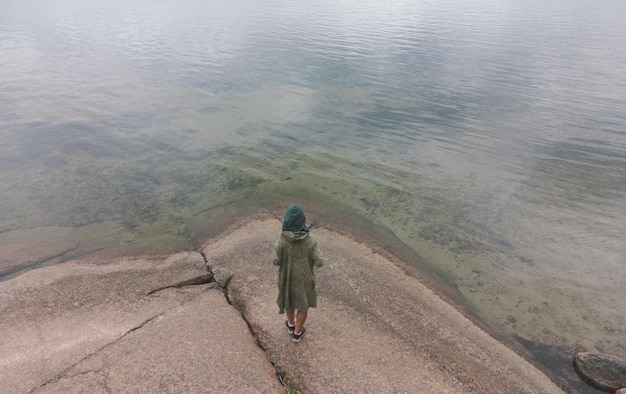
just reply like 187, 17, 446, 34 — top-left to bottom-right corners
194, 146, 494, 295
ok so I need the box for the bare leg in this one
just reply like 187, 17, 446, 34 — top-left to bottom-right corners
295, 310, 308, 334
286, 308, 295, 326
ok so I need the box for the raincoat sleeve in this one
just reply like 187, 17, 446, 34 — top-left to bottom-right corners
311, 238, 324, 267
272, 237, 282, 266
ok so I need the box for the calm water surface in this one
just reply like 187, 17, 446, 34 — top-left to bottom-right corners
1, 0, 625, 391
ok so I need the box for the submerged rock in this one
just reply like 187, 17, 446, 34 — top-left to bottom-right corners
573, 352, 626, 393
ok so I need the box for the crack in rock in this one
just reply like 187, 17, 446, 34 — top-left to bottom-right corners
146, 274, 215, 296
199, 249, 291, 391
27, 250, 289, 393
28, 310, 171, 393
28, 271, 217, 393
214, 272, 294, 392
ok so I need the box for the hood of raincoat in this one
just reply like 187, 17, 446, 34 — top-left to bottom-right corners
281, 231, 310, 242
282, 204, 309, 232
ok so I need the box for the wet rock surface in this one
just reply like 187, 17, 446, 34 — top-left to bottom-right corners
574, 352, 626, 393
1, 216, 563, 393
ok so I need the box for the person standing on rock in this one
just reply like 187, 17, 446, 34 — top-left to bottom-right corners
273, 204, 324, 343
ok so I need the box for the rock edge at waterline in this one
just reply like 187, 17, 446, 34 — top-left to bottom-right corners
0, 217, 562, 393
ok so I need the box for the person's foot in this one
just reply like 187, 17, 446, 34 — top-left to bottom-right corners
285, 320, 295, 335
292, 327, 306, 343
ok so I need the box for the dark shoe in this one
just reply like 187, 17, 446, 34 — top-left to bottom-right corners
285, 320, 295, 335
292, 327, 306, 343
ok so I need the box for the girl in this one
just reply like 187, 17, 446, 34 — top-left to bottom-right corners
273, 205, 324, 342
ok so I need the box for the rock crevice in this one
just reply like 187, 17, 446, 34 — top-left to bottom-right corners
146, 273, 214, 295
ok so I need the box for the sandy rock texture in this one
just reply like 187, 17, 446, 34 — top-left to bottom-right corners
1, 215, 564, 393
0, 251, 282, 393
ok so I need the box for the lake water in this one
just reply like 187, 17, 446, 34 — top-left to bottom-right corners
1, 0, 625, 391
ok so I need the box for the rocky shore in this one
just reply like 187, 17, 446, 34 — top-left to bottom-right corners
1, 215, 563, 393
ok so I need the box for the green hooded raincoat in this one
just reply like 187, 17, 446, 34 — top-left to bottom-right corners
273, 231, 324, 313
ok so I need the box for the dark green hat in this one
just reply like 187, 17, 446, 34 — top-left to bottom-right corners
282, 204, 309, 232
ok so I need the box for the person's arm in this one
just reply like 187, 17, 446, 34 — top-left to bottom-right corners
272, 237, 282, 266
311, 239, 324, 267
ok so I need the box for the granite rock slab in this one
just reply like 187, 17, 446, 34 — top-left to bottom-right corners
0, 251, 282, 393
204, 218, 563, 393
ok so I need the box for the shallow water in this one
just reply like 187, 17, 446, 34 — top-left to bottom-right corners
1, 0, 625, 390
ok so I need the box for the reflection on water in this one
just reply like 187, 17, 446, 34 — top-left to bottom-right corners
1, 0, 625, 390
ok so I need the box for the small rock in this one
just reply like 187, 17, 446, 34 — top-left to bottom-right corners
573, 352, 626, 393
615, 388, 626, 394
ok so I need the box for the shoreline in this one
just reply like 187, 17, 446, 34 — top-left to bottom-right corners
0, 213, 564, 392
